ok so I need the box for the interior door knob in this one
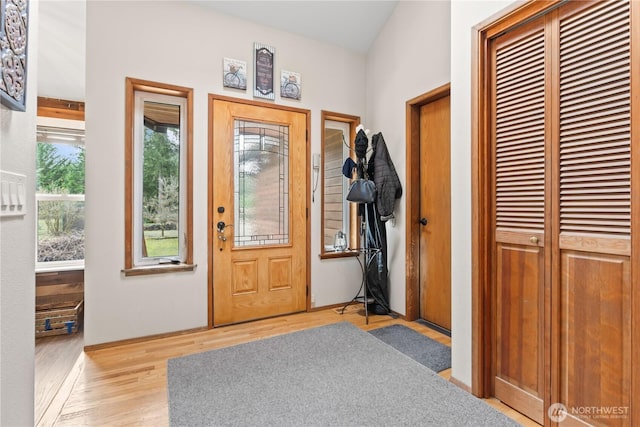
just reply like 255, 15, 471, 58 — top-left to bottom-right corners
419, 218, 428, 226
529, 236, 539, 244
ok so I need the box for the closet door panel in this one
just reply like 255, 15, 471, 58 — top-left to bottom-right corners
492, 18, 547, 425
559, 0, 631, 243
495, 243, 544, 420
560, 252, 631, 427
557, 2, 632, 425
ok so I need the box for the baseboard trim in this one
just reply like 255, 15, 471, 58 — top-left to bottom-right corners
309, 301, 402, 319
450, 376, 472, 393
415, 318, 451, 337
84, 326, 208, 351
309, 302, 347, 312
84, 304, 403, 350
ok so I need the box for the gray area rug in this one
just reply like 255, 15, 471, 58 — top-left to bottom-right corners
369, 323, 451, 373
168, 322, 519, 427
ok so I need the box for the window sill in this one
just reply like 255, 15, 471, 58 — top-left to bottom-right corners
36, 263, 85, 273
121, 263, 197, 277
319, 250, 360, 260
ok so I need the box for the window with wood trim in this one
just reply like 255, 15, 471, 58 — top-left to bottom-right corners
124, 78, 194, 275
320, 111, 359, 258
36, 122, 86, 271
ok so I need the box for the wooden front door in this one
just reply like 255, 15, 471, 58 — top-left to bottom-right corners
419, 95, 451, 330
210, 97, 308, 326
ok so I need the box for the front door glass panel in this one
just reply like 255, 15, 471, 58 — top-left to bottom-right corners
233, 119, 289, 247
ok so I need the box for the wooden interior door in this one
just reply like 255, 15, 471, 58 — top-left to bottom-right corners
210, 98, 308, 326
490, 17, 548, 425
418, 95, 451, 330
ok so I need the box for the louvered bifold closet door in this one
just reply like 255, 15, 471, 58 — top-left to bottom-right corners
557, 2, 632, 426
491, 17, 547, 425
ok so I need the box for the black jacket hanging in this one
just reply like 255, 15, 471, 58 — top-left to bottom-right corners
368, 132, 402, 221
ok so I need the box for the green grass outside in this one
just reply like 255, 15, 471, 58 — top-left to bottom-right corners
39, 218, 178, 258
144, 235, 179, 257
144, 229, 179, 257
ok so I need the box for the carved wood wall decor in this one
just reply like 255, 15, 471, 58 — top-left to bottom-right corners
0, 0, 29, 111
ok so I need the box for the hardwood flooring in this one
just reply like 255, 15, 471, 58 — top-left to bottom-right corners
35, 331, 84, 425
37, 305, 540, 426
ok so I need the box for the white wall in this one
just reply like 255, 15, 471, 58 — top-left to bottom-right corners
450, 0, 513, 387
0, 2, 38, 424
366, 0, 451, 315
85, 1, 370, 345
0, 0, 530, 421
84, 0, 522, 392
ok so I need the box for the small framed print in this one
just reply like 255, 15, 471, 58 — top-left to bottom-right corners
280, 70, 301, 100
223, 58, 247, 90
254, 42, 275, 100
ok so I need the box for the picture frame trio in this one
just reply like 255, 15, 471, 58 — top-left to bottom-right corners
223, 42, 301, 101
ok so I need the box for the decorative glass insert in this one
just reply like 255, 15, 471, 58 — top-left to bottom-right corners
234, 120, 289, 247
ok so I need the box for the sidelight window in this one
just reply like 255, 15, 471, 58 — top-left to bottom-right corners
124, 78, 193, 274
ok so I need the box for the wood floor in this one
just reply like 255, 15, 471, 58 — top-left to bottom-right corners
35, 331, 84, 424
37, 305, 540, 426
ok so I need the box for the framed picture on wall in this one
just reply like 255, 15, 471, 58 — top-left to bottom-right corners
280, 70, 301, 100
223, 58, 247, 90
254, 42, 275, 100
0, 0, 29, 111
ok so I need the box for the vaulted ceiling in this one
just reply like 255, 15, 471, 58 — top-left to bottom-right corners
37, 1, 398, 102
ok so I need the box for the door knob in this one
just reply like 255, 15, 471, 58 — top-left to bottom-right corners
419, 218, 428, 226
216, 221, 233, 232
529, 236, 539, 244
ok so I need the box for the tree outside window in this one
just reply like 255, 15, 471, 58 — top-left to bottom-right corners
36, 126, 85, 267
141, 125, 180, 257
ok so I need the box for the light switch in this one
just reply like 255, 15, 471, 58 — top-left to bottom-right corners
17, 182, 24, 207
9, 181, 17, 206
1, 181, 9, 207
0, 170, 27, 217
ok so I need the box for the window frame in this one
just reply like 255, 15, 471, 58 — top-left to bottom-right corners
320, 111, 360, 259
35, 120, 86, 272
123, 77, 194, 276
